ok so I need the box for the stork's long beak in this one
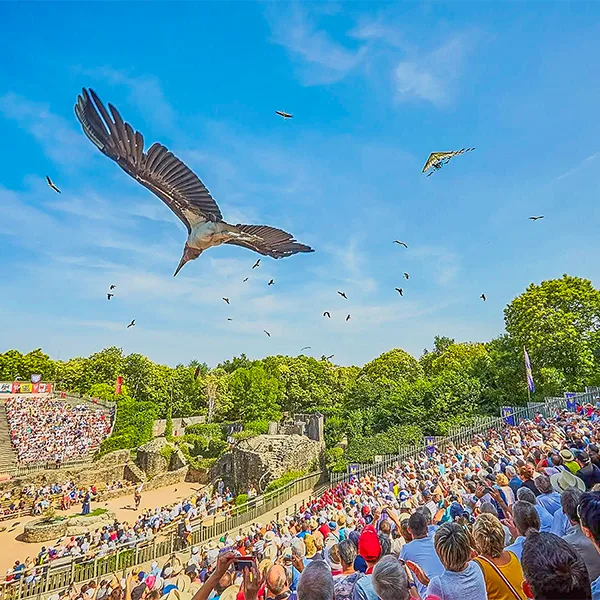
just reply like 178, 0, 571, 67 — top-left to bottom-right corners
173, 255, 187, 277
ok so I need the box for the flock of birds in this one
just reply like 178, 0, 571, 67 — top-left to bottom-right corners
39, 88, 546, 353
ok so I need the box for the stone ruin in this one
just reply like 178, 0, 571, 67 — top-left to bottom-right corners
216, 413, 325, 493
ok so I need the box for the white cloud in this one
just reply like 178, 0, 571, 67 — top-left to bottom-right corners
0, 92, 91, 167
78, 66, 176, 131
394, 36, 470, 106
266, 3, 366, 85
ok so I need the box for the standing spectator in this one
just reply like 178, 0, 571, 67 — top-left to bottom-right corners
333, 540, 363, 600
560, 449, 581, 475
371, 555, 416, 600
400, 511, 444, 598
506, 466, 522, 497
505, 501, 541, 562
353, 526, 381, 600
496, 474, 515, 507
578, 492, 600, 599
424, 523, 487, 600
472, 514, 527, 600
576, 452, 600, 490
561, 487, 600, 582
521, 532, 591, 600
534, 475, 562, 515
298, 561, 334, 600
516, 488, 553, 532
518, 465, 540, 497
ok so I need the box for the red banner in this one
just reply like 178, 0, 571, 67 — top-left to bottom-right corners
115, 376, 123, 395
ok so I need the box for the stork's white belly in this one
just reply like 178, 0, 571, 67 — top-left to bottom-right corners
187, 222, 235, 251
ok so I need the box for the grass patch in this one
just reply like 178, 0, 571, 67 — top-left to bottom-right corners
82, 508, 109, 518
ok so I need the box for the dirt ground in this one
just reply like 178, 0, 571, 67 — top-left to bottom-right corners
0, 480, 201, 574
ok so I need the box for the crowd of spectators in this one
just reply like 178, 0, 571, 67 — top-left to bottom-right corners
6, 396, 112, 463
7, 405, 600, 600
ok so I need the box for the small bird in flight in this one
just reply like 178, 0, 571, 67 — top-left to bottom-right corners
227, 318, 233, 321
46, 176, 61, 194
268, 279, 274, 286
395, 288, 404, 296
325, 354, 334, 360
480, 294, 486, 301
74, 89, 313, 278
264, 330, 271, 337
403, 273, 410, 280
127, 319, 135, 328
252, 259, 261, 269
107, 293, 114, 301
337, 291, 348, 299
109, 285, 116, 290
276, 111, 293, 120
300, 346, 311, 351
323, 311, 331, 318
529, 216, 544, 221
223, 297, 230, 304
346, 314, 351, 321
243, 277, 249, 282
394, 241, 408, 248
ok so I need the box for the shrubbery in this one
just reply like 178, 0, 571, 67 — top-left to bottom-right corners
265, 470, 306, 493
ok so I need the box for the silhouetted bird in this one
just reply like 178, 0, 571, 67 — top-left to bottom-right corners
252, 259, 261, 269
46, 176, 61, 194
394, 241, 408, 248
403, 273, 410, 279
243, 278, 249, 282
323, 311, 331, 318
300, 346, 311, 351
74, 89, 313, 277
109, 285, 116, 290
480, 294, 486, 301
227, 318, 233, 321
276, 111, 293, 120
264, 330, 271, 337
337, 291, 348, 299
127, 320, 135, 328
268, 279, 274, 286
395, 288, 404, 296
325, 354, 334, 360
223, 298, 230, 304
346, 314, 351, 321
107, 293, 114, 300
529, 216, 544, 221
193, 366, 201, 380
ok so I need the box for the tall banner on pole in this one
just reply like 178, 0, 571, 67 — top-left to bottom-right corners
524, 347, 535, 394
565, 392, 577, 412
115, 376, 123, 396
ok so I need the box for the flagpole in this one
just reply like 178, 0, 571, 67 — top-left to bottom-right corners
524, 346, 532, 404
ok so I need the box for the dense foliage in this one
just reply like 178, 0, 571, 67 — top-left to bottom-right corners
3, 275, 600, 465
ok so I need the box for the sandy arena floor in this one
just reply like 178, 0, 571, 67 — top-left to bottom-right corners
0, 480, 201, 574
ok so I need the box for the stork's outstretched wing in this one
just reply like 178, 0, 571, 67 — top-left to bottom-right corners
226, 225, 313, 258
75, 88, 222, 232
422, 148, 475, 174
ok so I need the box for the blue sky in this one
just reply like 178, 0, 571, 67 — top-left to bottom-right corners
1, 1, 600, 367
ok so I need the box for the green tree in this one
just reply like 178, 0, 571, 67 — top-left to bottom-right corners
228, 365, 283, 422
504, 275, 600, 390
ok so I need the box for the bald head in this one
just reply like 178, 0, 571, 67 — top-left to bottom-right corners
267, 565, 289, 596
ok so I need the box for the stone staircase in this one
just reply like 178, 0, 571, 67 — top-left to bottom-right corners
0, 405, 17, 474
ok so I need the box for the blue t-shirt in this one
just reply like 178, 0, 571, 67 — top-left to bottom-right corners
537, 491, 562, 516
426, 562, 488, 600
400, 536, 444, 598
552, 509, 570, 537
536, 503, 554, 532
352, 574, 377, 600
592, 574, 600, 600
505, 536, 525, 561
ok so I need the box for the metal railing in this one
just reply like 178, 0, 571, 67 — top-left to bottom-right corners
0, 471, 326, 600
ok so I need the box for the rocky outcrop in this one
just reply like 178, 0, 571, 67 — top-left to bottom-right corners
23, 510, 117, 543
135, 438, 174, 478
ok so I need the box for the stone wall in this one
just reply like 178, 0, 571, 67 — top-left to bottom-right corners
143, 466, 189, 491
227, 434, 323, 493
153, 416, 205, 438
267, 414, 324, 443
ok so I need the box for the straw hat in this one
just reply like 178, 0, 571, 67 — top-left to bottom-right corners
551, 469, 585, 493
560, 449, 575, 462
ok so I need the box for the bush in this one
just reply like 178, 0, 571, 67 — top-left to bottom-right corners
265, 470, 305, 494
245, 420, 270, 435
231, 430, 257, 442
235, 493, 249, 506
185, 423, 223, 438
160, 445, 175, 462
345, 425, 422, 464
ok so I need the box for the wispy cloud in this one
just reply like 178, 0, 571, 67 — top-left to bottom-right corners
411, 246, 460, 286
553, 151, 600, 182
266, 3, 366, 85
394, 36, 471, 106
77, 66, 176, 131
0, 92, 91, 166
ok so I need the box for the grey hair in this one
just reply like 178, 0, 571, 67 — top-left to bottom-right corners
337, 539, 356, 567
517, 487, 537, 504
372, 555, 410, 600
506, 466, 516, 478
297, 560, 334, 600
480, 501, 499, 518
535, 475, 553, 495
